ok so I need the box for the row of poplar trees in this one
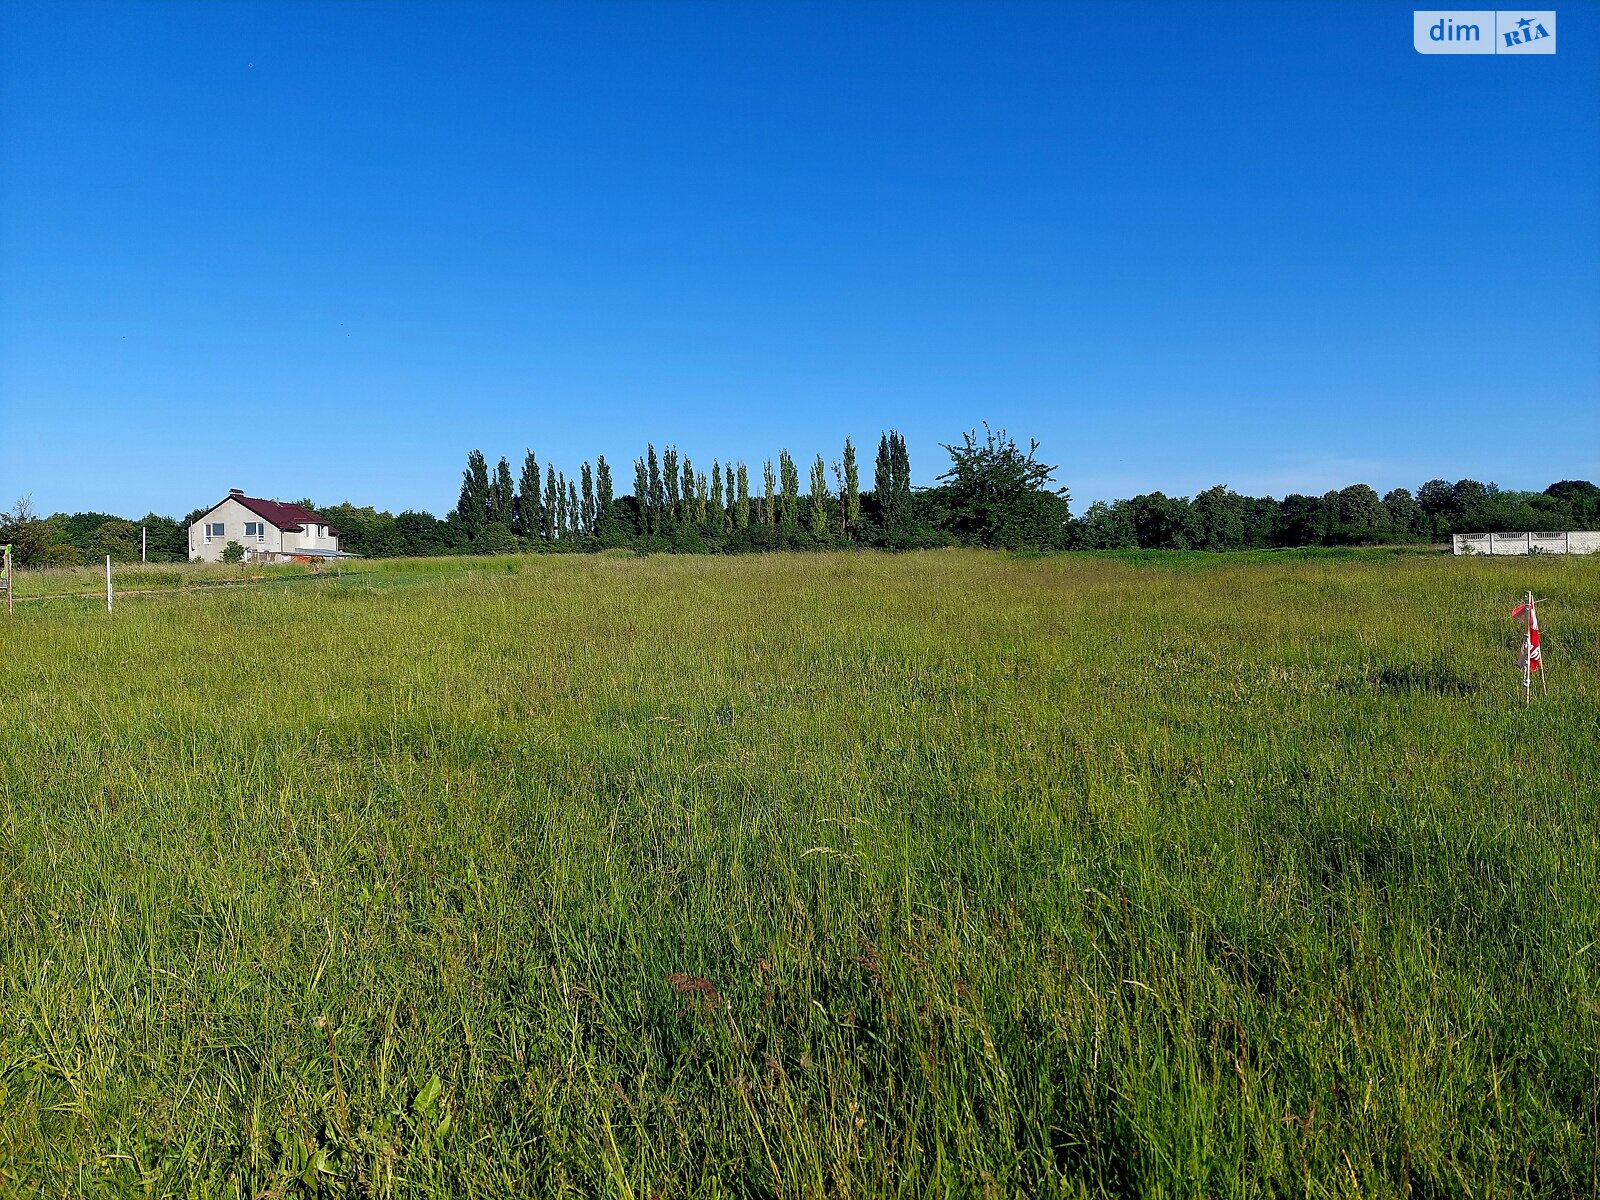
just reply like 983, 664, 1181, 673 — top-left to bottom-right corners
453, 432, 915, 546
454, 449, 615, 542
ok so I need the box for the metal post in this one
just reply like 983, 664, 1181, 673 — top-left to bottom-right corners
106, 555, 113, 614
142, 526, 147, 562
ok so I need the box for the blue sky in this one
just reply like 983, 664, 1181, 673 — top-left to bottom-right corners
2, 0, 1596, 518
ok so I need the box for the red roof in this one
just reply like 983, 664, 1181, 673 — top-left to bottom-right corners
206, 492, 337, 535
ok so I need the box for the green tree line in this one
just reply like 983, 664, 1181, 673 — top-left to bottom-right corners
3, 430, 1596, 565
0, 503, 191, 568
1072, 477, 1600, 551
438, 434, 946, 556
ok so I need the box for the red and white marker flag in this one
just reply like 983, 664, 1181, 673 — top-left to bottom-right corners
1512, 592, 1541, 697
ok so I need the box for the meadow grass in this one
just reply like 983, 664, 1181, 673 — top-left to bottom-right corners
0, 550, 1596, 1197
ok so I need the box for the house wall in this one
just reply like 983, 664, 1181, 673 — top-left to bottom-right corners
187, 498, 341, 562
188, 497, 281, 562
281, 520, 338, 556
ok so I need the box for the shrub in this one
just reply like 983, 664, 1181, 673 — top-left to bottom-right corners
472, 522, 517, 556
36, 543, 83, 568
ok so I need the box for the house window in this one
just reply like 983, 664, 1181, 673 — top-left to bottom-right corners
244, 521, 265, 542
205, 522, 225, 542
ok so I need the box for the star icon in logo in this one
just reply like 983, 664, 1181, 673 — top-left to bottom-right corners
1517, 16, 1533, 29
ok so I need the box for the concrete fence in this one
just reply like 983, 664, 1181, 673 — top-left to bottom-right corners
1452, 531, 1600, 556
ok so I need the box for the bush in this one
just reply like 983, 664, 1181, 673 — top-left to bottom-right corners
667, 527, 711, 555
472, 523, 517, 556
221, 541, 245, 564
881, 525, 956, 551
725, 525, 779, 554
36, 543, 83, 568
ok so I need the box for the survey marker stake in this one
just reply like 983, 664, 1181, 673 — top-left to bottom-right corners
1511, 591, 1544, 702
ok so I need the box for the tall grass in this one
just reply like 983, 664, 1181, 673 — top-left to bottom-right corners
0, 550, 1596, 1196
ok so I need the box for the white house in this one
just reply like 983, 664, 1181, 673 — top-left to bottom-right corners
188, 489, 343, 563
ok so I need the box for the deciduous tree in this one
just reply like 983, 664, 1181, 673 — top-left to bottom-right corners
580, 463, 596, 535
1074, 501, 1138, 550
874, 431, 913, 534
597, 456, 614, 515
933, 427, 1071, 550
456, 450, 491, 536
809, 456, 830, 536
492, 457, 515, 527
1189, 485, 1246, 551
518, 451, 542, 538
647, 445, 664, 533
1545, 479, 1599, 527
632, 457, 649, 530
663, 446, 680, 526
710, 460, 727, 535
841, 437, 860, 537
778, 451, 800, 530
544, 465, 559, 540
1380, 488, 1419, 537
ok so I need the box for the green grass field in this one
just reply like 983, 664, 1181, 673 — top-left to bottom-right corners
1, 550, 1596, 1197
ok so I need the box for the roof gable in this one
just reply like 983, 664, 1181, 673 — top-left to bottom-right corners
193, 493, 333, 534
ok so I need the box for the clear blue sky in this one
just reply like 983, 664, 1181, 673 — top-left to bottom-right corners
2, 0, 1596, 518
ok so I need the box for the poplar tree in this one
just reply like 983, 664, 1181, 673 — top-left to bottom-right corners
663, 446, 680, 526
710, 460, 726, 535
558, 471, 571, 539
900, 433, 914, 529
580, 462, 596, 534
695, 471, 708, 525
567, 480, 580, 538
736, 464, 750, 528
891, 432, 912, 523
841, 437, 861, 537
518, 450, 542, 539
778, 450, 800, 530
874, 435, 893, 529
681, 457, 695, 523
874, 430, 913, 533
762, 460, 777, 526
544, 465, 559, 540
809, 455, 830, 535
457, 449, 491, 536
633, 457, 649, 532
647, 445, 664, 533
492, 457, 515, 526
597, 455, 614, 516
